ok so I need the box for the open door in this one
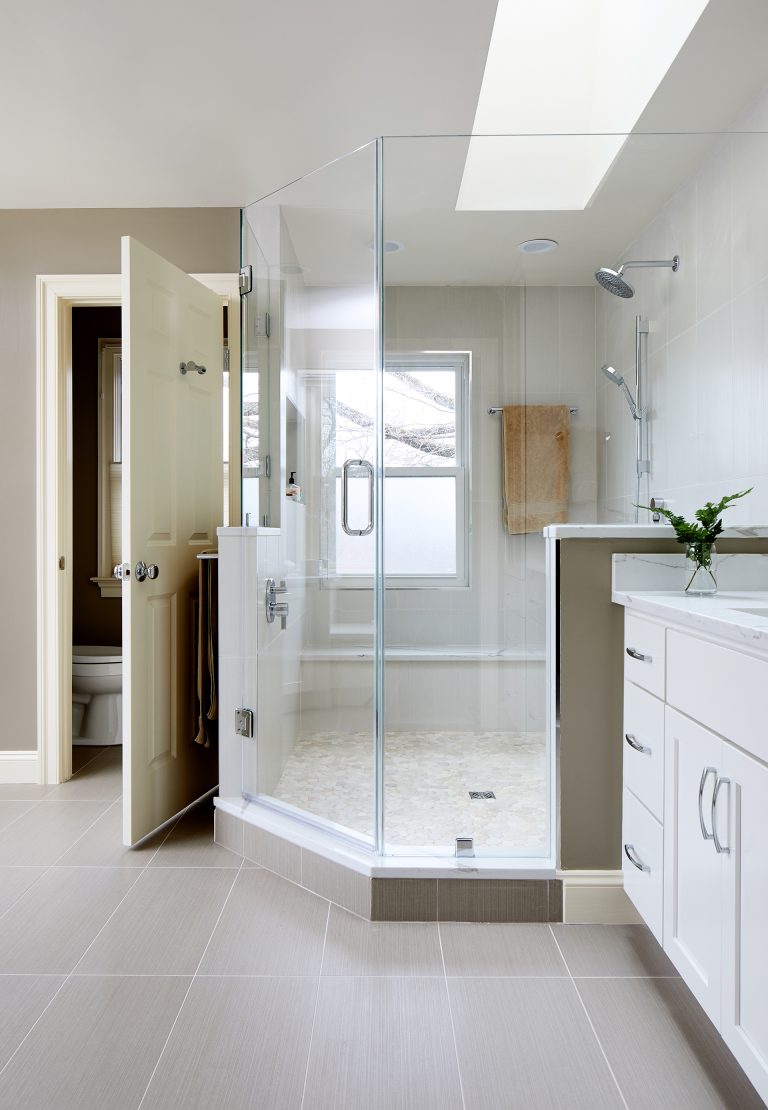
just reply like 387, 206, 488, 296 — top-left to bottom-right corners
121, 237, 223, 845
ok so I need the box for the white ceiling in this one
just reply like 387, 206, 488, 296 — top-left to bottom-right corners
3, 0, 768, 285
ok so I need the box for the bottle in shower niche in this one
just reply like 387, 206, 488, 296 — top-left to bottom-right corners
286, 472, 301, 500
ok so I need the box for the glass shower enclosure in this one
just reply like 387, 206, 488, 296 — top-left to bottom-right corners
239, 136, 556, 863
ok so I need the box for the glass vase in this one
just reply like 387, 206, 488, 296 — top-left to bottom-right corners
683, 543, 717, 596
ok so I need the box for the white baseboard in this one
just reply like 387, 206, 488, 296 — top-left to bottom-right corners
0, 750, 42, 784
559, 869, 643, 924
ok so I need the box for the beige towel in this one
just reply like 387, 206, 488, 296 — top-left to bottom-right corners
193, 555, 218, 748
502, 405, 569, 534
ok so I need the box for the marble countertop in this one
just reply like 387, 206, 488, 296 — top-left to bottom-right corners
544, 523, 768, 539
611, 552, 768, 653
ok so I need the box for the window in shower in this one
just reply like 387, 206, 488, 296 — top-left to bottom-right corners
328, 353, 470, 587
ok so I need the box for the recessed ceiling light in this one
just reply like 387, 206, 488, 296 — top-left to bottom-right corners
518, 239, 558, 254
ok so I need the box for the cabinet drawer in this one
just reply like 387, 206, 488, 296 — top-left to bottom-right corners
623, 682, 664, 821
624, 613, 665, 698
623, 786, 664, 943
667, 629, 768, 762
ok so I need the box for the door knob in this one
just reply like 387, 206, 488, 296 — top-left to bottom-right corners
135, 560, 159, 582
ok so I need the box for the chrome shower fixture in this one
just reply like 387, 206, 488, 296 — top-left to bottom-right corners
595, 255, 680, 298
601, 364, 641, 420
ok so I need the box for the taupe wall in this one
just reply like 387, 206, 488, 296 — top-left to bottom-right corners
0, 209, 239, 752
559, 536, 768, 870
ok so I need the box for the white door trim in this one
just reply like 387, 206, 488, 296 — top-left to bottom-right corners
36, 272, 239, 786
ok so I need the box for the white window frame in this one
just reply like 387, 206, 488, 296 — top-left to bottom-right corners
329, 352, 471, 589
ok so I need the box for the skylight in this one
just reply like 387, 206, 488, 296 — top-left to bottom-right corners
457, 0, 710, 211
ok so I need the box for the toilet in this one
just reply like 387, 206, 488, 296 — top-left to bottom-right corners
72, 646, 122, 745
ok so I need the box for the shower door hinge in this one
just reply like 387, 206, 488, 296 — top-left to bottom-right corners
239, 266, 253, 295
235, 708, 254, 738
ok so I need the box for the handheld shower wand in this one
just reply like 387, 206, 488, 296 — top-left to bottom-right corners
601, 365, 641, 420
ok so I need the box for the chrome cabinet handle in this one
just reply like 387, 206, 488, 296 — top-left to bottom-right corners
134, 560, 159, 583
698, 766, 717, 841
626, 647, 652, 663
624, 843, 650, 873
625, 732, 652, 755
341, 459, 374, 537
712, 776, 731, 855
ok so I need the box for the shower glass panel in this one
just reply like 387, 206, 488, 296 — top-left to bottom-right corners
240, 141, 383, 846
381, 137, 551, 857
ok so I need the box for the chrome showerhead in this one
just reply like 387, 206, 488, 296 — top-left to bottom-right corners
595, 255, 680, 298
595, 267, 635, 298
601, 364, 640, 420
601, 364, 625, 386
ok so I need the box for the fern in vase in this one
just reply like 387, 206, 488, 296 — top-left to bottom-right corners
637, 488, 753, 594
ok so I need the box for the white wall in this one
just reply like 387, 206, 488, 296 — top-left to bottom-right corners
597, 86, 768, 523
0, 209, 238, 754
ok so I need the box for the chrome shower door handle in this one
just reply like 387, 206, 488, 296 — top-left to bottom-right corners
341, 459, 374, 537
698, 766, 717, 841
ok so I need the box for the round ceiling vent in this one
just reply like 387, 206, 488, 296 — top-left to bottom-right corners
518, 239, 558, 254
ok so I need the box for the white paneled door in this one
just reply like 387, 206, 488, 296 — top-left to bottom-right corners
121, 237, 222, 845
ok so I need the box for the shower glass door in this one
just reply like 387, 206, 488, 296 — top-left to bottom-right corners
240, 141, 383, 847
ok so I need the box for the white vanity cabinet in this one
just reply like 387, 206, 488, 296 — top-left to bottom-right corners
621, 613, 768, 1104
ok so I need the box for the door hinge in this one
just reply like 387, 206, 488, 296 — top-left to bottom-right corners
223, 347, 230, 375
239, 265, 253, 295
235, 708, 254, 738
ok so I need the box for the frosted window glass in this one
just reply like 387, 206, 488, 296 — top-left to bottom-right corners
335, 475, 456, 577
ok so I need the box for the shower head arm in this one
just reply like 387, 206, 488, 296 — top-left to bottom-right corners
618, 256, 680, 275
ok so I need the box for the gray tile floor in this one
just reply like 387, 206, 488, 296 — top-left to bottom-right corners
0, 746, 762, 1109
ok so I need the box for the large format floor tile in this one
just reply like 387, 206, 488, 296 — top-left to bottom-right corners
578, 977, 765, 1109
448, 978, 625, 1109
55, 802, 167, 868
0, 975, 64, 1070
440, 923, 568, 977
150, 798, 242, 868
0, 800, 111, 866
140, 976, 317, 1110
0, 867, 49, 917
552, 924, 679, 978
0, 975, 189, 1110
322, 906, 443, 977
0, 867, 138, 973
303, 977, 463, 1110
0, 801, 37, 833
200, 868, 329, 977
76, 866, 238, 975
0, 786, 53, 801
48, 748, 121, 801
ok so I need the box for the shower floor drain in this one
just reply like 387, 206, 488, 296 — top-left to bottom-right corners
468, 791, 496, 800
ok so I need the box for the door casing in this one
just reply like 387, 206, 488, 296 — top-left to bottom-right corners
36, 272, 240, 785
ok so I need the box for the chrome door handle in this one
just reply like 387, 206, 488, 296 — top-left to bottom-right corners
341, 459, 374, 537
624, 843, 650, 873
712, 776, 731, 855
626, 647, 652, 663
135, 560, 159, 583
698, 766, 717, 841
113, 563, 129, 580
625, 733, 652, 755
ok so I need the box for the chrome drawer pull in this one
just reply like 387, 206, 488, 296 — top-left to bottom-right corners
698, 766, 717, 841
624, 843, 650, 873
625, 733, 652, 755
626, 647, 652, 663
712, 776, 731, 855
